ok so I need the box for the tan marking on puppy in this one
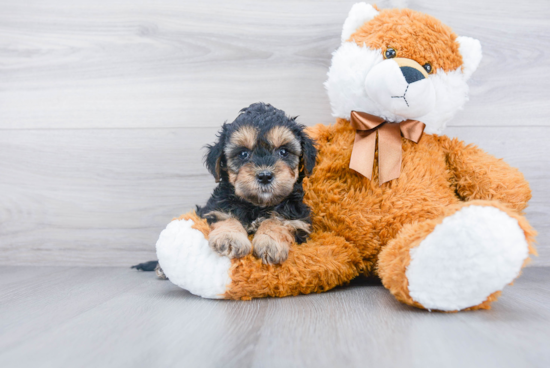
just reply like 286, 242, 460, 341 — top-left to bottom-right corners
233, 162, 258, 199
231, 151, 300, 206
270, 161, 299, 199
246, 216, 268, 233
244, 215, 310, 236
203, 211, 233, 222
278, 218, 311, 235
228, 171, 238, 185
228, 125, 258, 151
253, 218, 295, 264
266, 126, 301, 153
209, 217, 252, 259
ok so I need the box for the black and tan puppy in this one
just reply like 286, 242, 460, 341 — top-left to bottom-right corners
198, 102, 317, 264
133, 103, 316, 275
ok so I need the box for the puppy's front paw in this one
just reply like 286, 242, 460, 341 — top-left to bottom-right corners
209, 229, 252, 259
253, 234, 290, 265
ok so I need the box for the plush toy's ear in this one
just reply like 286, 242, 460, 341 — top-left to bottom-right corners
341, 3, 380, 43
457, 36, 482, 80
204, 126, 227, 183
299, 130, 317, 176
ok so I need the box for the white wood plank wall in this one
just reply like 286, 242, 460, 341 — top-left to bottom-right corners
1, 0, 549, 266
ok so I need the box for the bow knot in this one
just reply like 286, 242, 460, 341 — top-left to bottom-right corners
349, 111, 425, 185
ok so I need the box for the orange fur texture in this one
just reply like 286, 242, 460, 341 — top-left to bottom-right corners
168, 8, 535, 310
377, 200, 537, 311
349, 8, 463, 72
221, 120, 535, 307
174, 118, 535, 310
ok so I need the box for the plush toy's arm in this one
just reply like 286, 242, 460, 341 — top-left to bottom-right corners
439, 136, 531, 213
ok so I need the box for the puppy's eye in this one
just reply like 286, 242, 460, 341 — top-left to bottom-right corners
423, 63, 433, 74
384, 48, 396, 59
278, 148, 289, 157
239, 150, 250, 159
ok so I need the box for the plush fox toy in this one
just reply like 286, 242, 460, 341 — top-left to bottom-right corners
156, 4, 536, 311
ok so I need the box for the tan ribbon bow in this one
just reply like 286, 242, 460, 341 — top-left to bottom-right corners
349, 111, 426, 185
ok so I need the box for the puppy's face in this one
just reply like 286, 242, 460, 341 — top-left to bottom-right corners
225, 124, 301, 206
205, 104, 316, 207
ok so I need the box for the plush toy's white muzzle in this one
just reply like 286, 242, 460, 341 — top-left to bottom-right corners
326, 3, 482, 134
365, 58, 435, 119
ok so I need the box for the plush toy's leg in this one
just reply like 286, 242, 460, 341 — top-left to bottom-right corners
377, 200, 537, 312
226, 230, 363, 300
156, 212, 229, 299
156, 212, 364, 300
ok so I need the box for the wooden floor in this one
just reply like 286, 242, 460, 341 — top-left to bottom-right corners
0, 266, 549, 368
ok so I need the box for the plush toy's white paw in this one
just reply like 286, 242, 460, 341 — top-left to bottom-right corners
406, 205, 529, 311
156, 219, 231, 299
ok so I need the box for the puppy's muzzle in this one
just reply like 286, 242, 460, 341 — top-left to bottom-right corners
257, 170, 274, 185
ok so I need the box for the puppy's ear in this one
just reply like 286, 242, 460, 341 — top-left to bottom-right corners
299, 130, 317, 176
205, 126, 226, 183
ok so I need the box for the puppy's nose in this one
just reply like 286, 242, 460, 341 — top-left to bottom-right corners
257, 171, 274, 185
400, 66, 425, 84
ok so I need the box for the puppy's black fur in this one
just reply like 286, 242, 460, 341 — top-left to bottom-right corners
132, 103, 316, 272
198, 102, 316, 243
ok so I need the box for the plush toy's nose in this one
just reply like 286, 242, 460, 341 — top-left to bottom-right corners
400, 66, 425, 84
393, 58, 429, 84
364, 57, 436, 119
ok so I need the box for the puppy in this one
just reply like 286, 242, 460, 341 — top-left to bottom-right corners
198, 102, 317, 264
132, 103, 316, 276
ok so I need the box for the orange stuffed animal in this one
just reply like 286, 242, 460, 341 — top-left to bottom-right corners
156, 4, 536, 311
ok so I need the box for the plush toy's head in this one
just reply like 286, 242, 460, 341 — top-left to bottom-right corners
325, 3, 482, 134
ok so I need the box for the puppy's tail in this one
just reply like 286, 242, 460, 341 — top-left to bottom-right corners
131, 260, 158, 271
131, 260, 168, 280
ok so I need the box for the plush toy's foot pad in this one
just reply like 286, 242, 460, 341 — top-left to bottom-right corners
156, 218, 231, 299
406, 205, 529, 311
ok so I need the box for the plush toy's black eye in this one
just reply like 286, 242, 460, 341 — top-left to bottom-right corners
384, 48, 396, 59
423, 63, 433, 74
240, 150, 250, 159
278, 148, 289, 157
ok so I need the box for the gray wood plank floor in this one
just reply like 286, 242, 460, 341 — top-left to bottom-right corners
1, 0, 549, 266
0, 266, 549, 368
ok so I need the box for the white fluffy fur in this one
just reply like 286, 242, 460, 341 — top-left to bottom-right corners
325, 42, 384, 121
156, 219, 231, 299
406, 206, 529, 311
326, 4, 482, 134
325, 42, 472, 134
457, 36, 482, 80
364, 59, 436, 119
341, 3, 379, 42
